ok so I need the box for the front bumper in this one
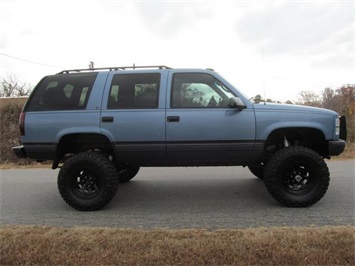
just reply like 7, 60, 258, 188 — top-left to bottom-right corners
328, 140, 346, 156
12, 145, 27, 158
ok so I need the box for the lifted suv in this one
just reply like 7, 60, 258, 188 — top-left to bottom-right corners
13, 65, 347, 211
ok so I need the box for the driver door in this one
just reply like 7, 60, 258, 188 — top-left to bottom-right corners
166, 72, 256, 165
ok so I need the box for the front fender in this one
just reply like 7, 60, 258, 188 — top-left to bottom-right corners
258, 121, 330, 140
255, 111, 334, 141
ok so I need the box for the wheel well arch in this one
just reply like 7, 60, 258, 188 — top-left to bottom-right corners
264, 127, 328, 157
56, 133, 114, 160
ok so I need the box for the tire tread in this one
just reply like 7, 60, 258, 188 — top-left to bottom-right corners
264, 146, 329, 207
58, 152, 119, 211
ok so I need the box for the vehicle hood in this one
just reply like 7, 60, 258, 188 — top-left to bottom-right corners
252, 102, 338, 116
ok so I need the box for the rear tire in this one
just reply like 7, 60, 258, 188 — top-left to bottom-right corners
58, 152, 119, 211
264, 146, 329, 207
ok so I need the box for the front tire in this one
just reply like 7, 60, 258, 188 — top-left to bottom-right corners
264, 146, 329, 207
58, 152, 119, 211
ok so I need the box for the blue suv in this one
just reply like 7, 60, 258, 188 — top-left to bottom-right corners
13, 66, 347, 211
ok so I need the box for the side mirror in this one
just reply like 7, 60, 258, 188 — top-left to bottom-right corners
229, 97, 246, 109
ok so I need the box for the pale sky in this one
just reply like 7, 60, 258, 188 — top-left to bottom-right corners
0, 0, 354, 102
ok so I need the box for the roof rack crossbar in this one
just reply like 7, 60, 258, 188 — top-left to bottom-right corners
58, 65, 171, 74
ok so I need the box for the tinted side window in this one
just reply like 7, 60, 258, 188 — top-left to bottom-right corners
26, 73, 97, 111
108, 73, 160, 109
171, 73, 235, 108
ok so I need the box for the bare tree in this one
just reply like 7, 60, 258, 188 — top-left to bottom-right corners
321, 88, 340, 112
296, 90, 322, 107
0, 75, 31, 97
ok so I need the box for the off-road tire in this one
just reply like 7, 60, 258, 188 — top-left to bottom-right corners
58, 152, 119, 211
116, 165, 140, 183
264, 146, 329, 207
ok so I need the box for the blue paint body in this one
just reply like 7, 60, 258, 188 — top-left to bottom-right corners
14, 68, 345, 166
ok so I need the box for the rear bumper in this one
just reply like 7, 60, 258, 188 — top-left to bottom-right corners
12, 143, 56, 160
328, 140, 346, 156
12, 145, 27, 158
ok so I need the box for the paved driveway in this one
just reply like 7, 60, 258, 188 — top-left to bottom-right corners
1, 160, 354, 228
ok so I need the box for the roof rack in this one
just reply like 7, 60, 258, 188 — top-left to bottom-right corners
58, 65, 172, 74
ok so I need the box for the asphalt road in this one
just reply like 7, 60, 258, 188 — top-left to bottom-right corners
1, 160, 354, 229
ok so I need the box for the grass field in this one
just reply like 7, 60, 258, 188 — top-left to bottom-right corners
1, 225, 354, 265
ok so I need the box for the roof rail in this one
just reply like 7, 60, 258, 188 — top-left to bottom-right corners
57, 65, 172, 74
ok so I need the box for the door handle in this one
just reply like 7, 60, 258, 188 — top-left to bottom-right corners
102, 117, 114, 123
167, 116, 180, 122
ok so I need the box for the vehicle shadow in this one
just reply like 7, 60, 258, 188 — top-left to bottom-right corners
110, 170, 275, 213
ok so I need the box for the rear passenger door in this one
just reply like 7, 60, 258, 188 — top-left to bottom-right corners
100, 71, 167, 164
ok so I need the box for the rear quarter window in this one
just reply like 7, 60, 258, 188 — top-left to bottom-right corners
25, 73, 97, 111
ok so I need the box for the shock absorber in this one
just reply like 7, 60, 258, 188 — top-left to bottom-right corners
284, 136, 289, 147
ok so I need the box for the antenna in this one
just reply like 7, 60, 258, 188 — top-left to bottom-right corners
262, 48, 266, 105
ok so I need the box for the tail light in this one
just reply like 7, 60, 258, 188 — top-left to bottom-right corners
19, 112, 26, 136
